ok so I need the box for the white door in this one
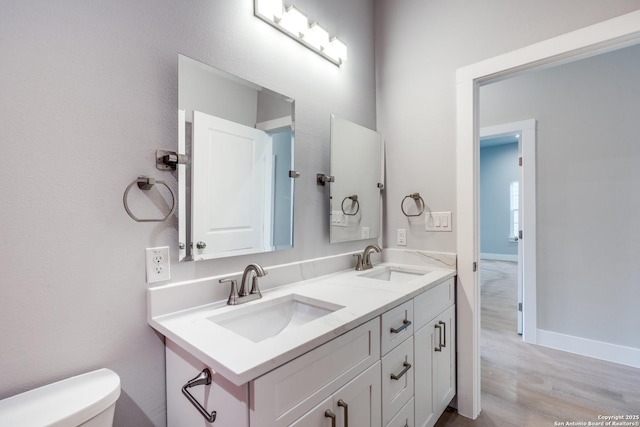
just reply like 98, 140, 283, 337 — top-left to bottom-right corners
192, 111, 272, 258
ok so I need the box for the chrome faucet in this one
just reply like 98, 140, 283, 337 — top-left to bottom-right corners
360, 244, 382, 270
220, 263, 268, 305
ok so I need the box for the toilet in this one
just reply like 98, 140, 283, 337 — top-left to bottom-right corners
0, 368, 120, 427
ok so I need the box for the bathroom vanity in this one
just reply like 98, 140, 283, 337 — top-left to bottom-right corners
148, 255, 456, 427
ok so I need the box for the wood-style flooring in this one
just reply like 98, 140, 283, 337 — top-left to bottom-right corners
434, 260, 640, 427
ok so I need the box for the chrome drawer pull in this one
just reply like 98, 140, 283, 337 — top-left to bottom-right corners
325, 409, 336, 427
390, 362, 412, 380
434, 324, 442, 351
390, 319, 412, 334
439, 320, 446, 347
337, 399, 349, 427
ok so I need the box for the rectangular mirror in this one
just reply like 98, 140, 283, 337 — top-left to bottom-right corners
178, 55, 295, 261
329, 115, 383, 243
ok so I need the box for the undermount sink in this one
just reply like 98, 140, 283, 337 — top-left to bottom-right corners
358, 265, 430, 282
207, 294, 344, 343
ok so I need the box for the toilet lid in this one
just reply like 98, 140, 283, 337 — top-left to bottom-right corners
0, 368, 120, 427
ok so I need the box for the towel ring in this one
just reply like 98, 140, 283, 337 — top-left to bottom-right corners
123, 176, 176, 222
401, 193, 425, 217
341, 195, 360, 216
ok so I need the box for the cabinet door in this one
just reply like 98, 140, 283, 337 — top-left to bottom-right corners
252, 319, 380, 426
433, 305, 456, 416
289, 396, 334, 427
414, 304, 456, 427
333, 361, 382, 427
291, 362, 381, 427
413, 324, 435, 427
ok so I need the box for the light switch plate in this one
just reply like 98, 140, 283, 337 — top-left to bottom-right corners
331, 211, 348, 227
425, 212, 452, 232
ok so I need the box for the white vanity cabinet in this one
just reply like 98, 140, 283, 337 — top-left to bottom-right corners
166, 318, 380, 427
162, 274, 456, 427
413, 278, 456, 427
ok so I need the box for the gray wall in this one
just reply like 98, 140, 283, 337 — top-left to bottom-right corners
480, 44, 640, 348
374, 0, 640, 253
0, 1, 376, 425
480, 143, 519, 257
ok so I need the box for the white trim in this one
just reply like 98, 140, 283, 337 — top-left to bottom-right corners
455, 10, 640, 420
537, 329, 640, 369
255, 116, 292, 132
480, 253, 517, 262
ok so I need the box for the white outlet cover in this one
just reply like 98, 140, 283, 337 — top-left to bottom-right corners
145, 246, 170, 284
397, 228, 407, 246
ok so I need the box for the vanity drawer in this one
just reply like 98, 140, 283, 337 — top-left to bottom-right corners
386, 397, 414, 427
381, 300, 414, 355
381, 336, 414, 425
250, 318, 380, 427
413, 277, 454, 330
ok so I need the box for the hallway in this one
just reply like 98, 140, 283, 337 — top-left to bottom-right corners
435, 260, 640, 426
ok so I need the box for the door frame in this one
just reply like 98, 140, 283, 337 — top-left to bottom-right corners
480, 120, 537, 341
455, 10, 640, 420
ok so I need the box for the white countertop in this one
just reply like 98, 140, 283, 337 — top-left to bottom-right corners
148, 262, 455, 386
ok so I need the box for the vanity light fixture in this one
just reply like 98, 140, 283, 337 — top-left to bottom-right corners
278, 6, 308, 36
254, 0, 348, 66
304, 22, 329, 50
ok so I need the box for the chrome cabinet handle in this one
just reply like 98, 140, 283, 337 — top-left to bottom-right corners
337, 399, 349, 427
434, 324, 442, 352
390, 319, 412, 334
439, 320, 446, 347
325, 409, 336, 427
390, 362, 412, 380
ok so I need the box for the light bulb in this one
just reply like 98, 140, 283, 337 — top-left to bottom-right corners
278, 6, 308, 37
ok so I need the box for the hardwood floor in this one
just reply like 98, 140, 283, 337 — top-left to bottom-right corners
434, 260, 640, 427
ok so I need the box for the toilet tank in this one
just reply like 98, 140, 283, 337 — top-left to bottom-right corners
0, 368, 121, 427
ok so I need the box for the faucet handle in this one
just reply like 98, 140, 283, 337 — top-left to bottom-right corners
249, 276, 263, 296
353, 253, 363, 271
220, 278, 239, 305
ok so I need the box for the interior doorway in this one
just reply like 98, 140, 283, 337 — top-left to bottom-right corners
455, 10, 640, 420
479, 120, 536, 339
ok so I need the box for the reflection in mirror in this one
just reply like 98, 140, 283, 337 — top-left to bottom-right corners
178, 55, 295, 261
329, 115, 383, 243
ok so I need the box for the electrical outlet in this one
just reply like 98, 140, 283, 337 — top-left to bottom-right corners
145, 246, 170, 284
397, 228, 407, 246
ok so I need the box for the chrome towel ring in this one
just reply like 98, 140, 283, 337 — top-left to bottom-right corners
341, 195, 360, 216
401, 193, 425, 217
123, 176, 176, 222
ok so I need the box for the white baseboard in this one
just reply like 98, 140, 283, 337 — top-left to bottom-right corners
537, 329, 640, 369
480, 253, 518, 262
